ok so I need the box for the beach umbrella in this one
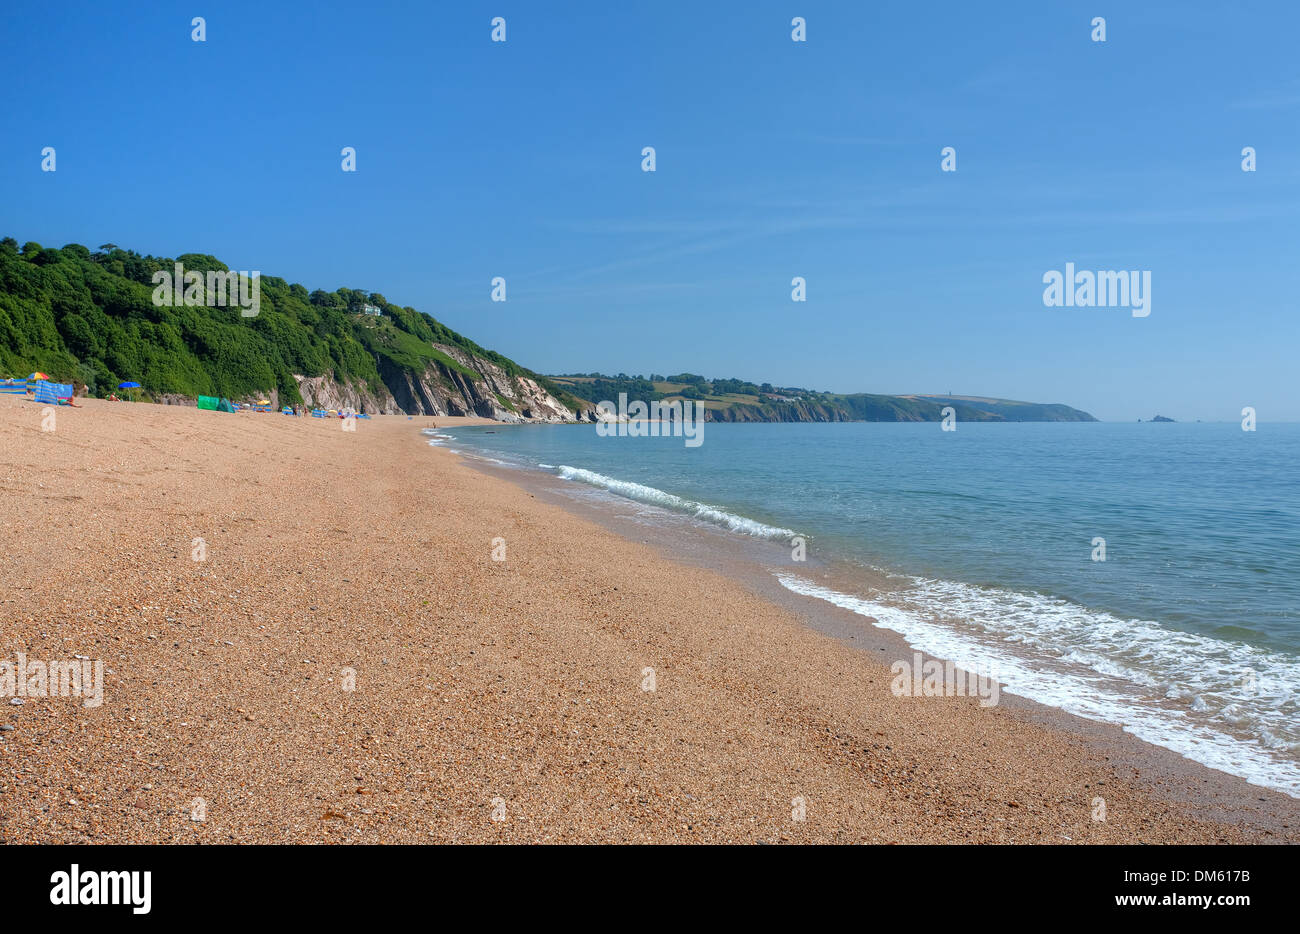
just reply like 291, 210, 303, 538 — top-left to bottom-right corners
28, 372, 49, 380
118, 380, 141, 401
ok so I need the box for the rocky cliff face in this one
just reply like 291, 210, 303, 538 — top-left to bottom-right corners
704, 400, 867, 422
288, 345, 595, 422
291, 373, 400, 414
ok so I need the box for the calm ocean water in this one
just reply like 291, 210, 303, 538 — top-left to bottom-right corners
427, 421, 1300, 795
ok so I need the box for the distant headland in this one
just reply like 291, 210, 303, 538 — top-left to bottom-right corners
550, 374, 1098, 423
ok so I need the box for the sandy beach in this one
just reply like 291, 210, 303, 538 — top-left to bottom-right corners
1, 395, 1296, 844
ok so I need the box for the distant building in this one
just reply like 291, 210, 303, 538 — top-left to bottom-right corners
359, 304, 382, 317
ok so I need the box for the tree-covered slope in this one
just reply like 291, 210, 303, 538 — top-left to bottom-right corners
0, 238, 583, 419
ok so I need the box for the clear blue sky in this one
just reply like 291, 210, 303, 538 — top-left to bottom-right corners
3, 1, 1297, 421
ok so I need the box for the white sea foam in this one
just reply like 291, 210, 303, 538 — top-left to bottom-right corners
775, 571, 1300, 797
554, 466, 798, 540
424, 431, 511, 464
907, 576, 1300, 755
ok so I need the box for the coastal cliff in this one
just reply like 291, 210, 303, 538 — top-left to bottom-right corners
552, 374, 1098, 423
295, 350, 590, 421
0, 239, 592, 421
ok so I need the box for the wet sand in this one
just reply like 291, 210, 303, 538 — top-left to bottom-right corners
0, 395, 1295, 843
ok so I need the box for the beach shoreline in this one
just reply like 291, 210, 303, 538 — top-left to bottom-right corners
1, 396, 1295, 843
452, 445, 1300, 830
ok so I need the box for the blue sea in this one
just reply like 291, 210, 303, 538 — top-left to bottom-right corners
426, 421, 1300, 796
